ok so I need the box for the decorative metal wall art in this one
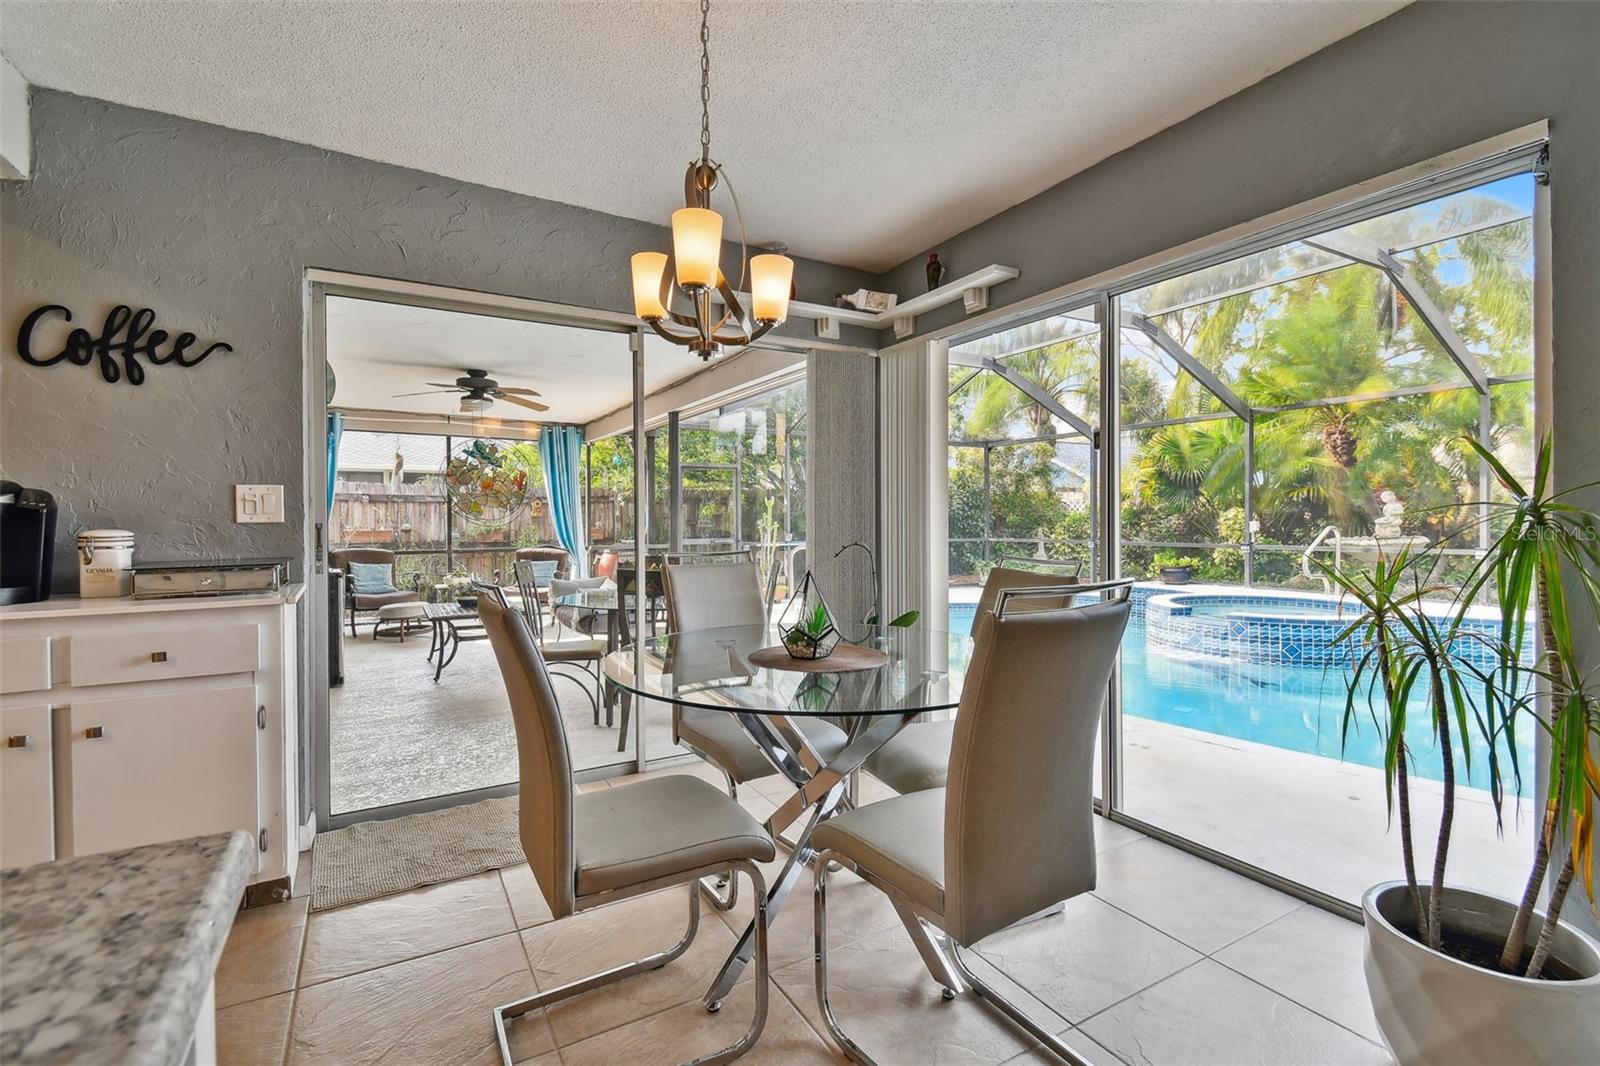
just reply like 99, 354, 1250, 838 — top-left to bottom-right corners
16, 304, 233, 385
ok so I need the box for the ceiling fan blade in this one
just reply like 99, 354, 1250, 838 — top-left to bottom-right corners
426, 382, 464, 389
496, 386, 543, 396
392, 389, 460, 397
499, 394, 550, 413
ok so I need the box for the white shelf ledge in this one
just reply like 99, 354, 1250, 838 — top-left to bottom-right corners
725, 264, 1019, 342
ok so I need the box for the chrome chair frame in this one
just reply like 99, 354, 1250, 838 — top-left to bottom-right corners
813, 848, 1092, 1066
811, 579, 1133, 1066
493, 858, 769, 1066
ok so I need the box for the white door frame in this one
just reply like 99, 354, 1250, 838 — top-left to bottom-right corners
303, 270, 653, 830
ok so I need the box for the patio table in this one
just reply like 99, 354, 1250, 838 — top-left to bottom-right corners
423, 601, 486, 683
602, 622, 973, 1007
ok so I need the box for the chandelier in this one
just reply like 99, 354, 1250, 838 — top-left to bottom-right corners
630, 0, 794, 361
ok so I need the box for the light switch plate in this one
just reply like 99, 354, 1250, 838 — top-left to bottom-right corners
235, 484, 284, 523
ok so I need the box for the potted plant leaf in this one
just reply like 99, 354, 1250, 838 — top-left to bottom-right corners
1320, 437, 1600, 1065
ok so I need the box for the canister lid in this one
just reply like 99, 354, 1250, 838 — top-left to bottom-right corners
77, 529, 136, 546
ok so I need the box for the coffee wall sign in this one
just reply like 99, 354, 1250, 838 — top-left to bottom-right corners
16, 303, 233, 386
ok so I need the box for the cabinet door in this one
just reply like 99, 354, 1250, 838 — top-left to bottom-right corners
1, 703, 54, 867
67, 683, 260, 863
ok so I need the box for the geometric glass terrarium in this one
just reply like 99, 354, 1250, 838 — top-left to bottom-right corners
778, 570, 840, 660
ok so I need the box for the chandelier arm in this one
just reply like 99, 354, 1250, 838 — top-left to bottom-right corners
645, 316, 702, 346
715, 275, 755, 333
710, 320, 777, 348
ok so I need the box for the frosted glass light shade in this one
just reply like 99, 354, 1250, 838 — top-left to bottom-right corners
750, 255, 795, 323
631, 252, 668, 320
671, 208, 723, 288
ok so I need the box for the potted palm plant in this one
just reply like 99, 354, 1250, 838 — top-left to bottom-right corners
1320, 438, 1600, 1064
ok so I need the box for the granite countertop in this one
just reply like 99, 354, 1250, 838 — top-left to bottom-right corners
1, 832, 254, 1065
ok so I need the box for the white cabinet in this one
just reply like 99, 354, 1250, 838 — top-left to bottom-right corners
0, 587, 302, 888
2, 703, 54, 867
64, 684, 260, 863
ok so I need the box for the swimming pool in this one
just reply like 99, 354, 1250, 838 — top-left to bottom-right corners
947, 589, 1530, 795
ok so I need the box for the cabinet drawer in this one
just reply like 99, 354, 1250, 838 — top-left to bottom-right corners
65, 683, 260, 863
0, 637, 51, 694
68, 623, 261, 687
1, 703, 54, 867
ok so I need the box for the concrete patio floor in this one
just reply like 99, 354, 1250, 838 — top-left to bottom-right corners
1118, 716, 1533, 905
330, 628, 685, 814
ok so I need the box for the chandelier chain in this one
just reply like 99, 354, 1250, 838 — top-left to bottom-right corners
699, 0, 711, 163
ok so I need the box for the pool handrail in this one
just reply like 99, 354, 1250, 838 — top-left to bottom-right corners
1301, 525, 1342, 593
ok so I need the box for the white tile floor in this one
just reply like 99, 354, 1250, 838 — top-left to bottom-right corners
219, 761, 1395, 1066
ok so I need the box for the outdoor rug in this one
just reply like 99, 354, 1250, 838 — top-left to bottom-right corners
310, 794, 525, 911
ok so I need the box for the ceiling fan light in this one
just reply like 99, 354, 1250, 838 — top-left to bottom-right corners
750, 254, 795, 323
631, 252, 669, 320
460, 395, 491, 412
671, 207, 723, 288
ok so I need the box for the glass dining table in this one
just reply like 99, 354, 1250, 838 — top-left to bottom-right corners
602, 622, 974, 1008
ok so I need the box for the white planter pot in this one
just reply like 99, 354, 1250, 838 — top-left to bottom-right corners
1363, 881, 1600, 1065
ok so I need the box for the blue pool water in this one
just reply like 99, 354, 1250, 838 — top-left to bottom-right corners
947, 598, 1531, 795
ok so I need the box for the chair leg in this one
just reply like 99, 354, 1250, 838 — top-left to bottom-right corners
814, 856, 877, 1065
891, 900, 964, 1000
944, 938, 1095, 1066
549, 668, 599, 717
492, 866, 767, 1066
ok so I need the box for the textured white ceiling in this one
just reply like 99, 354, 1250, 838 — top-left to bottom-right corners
325, 296, 685, 424
2, 1, 1406, 271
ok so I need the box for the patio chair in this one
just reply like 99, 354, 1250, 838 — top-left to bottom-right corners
864, 562, 1083, 795
511, 561, 604, 721
329, 547, 421, 637
550, 575, 610, 639
662, 557, 851, 910
812, 581, 1132, 1066
474, 585, 775, 1066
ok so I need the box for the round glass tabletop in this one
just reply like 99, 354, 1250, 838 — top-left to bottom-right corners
601, 624, 972, 717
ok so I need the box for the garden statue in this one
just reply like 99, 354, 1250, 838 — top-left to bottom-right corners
1373, 489, 1405, 539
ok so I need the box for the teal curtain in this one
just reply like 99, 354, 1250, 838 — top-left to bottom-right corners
326, 411, 344, 511
539, 425, 587, 577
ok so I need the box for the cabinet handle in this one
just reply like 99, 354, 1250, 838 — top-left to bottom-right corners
150, 651, 169, 663
84, 726, 107, 740
6, 735, 31, 749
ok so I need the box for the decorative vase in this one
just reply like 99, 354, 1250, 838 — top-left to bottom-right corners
1158, 566, 1192, 585
1362, 882, 1600, 1065
926, 252, 946, 291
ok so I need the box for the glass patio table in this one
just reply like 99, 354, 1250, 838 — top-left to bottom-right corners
602, 622, 973, 1007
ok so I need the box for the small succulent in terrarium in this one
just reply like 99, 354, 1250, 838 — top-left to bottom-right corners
778, 571, 839, 660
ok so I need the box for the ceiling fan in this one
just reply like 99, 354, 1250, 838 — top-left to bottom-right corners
393, 369, 549, 413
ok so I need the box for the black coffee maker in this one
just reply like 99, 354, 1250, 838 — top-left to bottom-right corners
0, 480, 58, 604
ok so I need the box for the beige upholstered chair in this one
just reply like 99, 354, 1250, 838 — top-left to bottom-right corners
863, 564, 1082, 795
474, 584, 775, 1066
663, 558, 850, 800
662, 557, 850, 911
811, 581, 1132, 1066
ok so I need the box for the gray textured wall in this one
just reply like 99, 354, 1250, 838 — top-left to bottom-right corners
0, 90, 875, 592
806, 351, 878, 631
